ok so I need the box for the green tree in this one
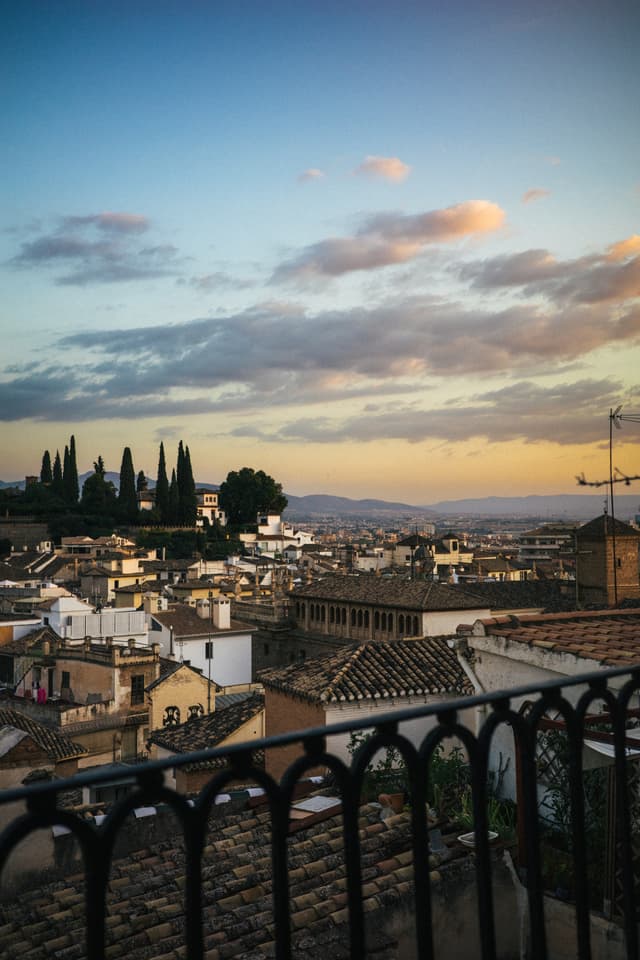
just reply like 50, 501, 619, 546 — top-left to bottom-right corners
218, 467, 288, 526
40, 450, 52, 485
81, 456, 117, 515
118, 447, 138, 522
136, 470, 146, 493
155, 442, 169, 522
51, 450, 64, 496
180, 444, 197, 526
67, 434, 79, 504
168, 468, 179, 524
62, 444, 71, 501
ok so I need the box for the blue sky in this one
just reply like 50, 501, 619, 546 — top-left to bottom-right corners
2, 1, 639, 502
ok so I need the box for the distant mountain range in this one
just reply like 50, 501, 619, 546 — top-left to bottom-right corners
1, 476, 638, 520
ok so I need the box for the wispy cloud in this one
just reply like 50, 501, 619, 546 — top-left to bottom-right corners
522, 187, 550, 204
181, 271, 254, 292
297, 168, 325, 183
228, 378, 632, 446
2, 276, 638, 427
62, 212, 150, 233
10, 212, 181, 285
273, 199, 505, 283
459, 234, 640, 305
354, 155, 411, 182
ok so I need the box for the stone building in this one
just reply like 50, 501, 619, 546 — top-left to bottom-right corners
576, 513, 640, 606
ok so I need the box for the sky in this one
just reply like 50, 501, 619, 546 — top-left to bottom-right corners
2, 0, 639, 504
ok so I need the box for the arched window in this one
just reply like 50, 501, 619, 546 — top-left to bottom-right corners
301, 602, 306, 618
413, 616, 419, 635
342, 608, 347, 625
321, 605, 326, 622
330, 606, 335, 624
364, 610, 370, 628
374, 611, 380, 629
351, 609, 356, 626
399, 614, 405, 634
357, 610, 363, 627
381, 612, 387, 630
188, 704, 204, 720
388, 613, 393, 633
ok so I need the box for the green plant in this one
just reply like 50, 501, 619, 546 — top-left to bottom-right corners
347, 731, 407, 800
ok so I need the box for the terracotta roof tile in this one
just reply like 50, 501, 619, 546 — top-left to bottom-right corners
259, 637, 471, 703
291, 574, 487, 611
475, 609, 640, 667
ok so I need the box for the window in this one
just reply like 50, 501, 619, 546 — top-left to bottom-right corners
205, 641, 213, 659
188, 704, 204, 720
61, 670, 70, 690
163, 705, 180, 726
131, 674, 145, 705
264, 643, 270, 656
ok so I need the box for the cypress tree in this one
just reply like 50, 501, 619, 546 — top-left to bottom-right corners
40, 450, 52, 485
182, 445, 198, 526
118, 447, 138, 522
155, 442, 169, 522
68, 435, 79, 504
136, 470, 147, 493
62, 444, 71, 501
168, 468, 179, 524
176, 441, 186, 522
52, 450, 63, 496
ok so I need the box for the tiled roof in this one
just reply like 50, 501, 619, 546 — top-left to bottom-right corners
290, 574, 487, 611
146, 658, 206, 692
471, 609, 640, 667
0, 708, 86, 761
577, 513, 640, 539
259, 638, 472, 703
0, 624, 61, 655
0, 801, 469, 958
149, 692, 264, 752
151, 607, 253, 636
452, 580, 574, 613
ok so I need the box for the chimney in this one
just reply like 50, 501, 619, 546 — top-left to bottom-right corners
212, 598, 231, 630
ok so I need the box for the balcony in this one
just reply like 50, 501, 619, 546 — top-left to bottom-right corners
0, 664, 639, 959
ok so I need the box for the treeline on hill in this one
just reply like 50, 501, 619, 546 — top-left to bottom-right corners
0, 437, 287, 558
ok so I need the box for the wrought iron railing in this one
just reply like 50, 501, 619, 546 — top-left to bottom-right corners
1, 663, 639, 959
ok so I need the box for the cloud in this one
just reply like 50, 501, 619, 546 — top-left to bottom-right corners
228, 378, 632, 446
522, 187, 550, 204
273, 199, 505, 283
354, 155, 411, 182
182, 271, 254, 292
2, 273, 638, 427
297, 168, 325, 183
62, 212, 150, 233
607, 235, 640, 261
9, 212, 180, 285
459, 235, 640, 305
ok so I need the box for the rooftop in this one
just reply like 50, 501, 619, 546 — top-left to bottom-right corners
469, 608, 640, 667
290, 574, 488, 611
0, 708, 86, 761
149, 692, 264, 754
259, 637, 472, 703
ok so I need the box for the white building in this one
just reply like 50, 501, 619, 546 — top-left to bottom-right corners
149, 599, 253, 686
196, 489, 227, 528
34, 596, 149, 646
240, 513, 315, 558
